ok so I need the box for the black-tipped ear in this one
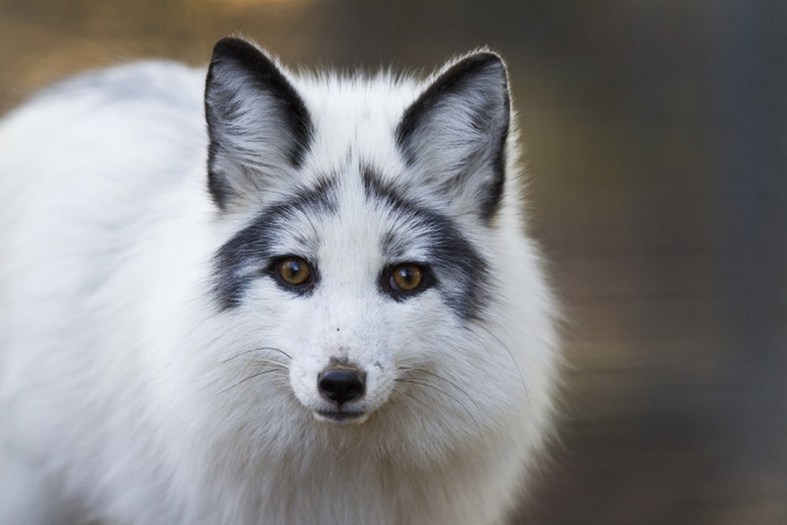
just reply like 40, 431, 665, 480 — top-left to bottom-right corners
205, 37, 313, 210
396, 52, 511, 223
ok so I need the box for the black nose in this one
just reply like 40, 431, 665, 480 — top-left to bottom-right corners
318, 368, 366, 405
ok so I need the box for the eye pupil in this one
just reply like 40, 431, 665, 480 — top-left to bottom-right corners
277, 257, 311, 286
390, 264, 424, 292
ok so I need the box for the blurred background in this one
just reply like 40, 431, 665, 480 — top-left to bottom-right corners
1, 1, 785, 523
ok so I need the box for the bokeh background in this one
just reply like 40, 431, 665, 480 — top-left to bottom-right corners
1, 1, 785, 523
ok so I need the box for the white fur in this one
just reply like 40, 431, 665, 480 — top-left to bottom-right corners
0, 47, 559, 525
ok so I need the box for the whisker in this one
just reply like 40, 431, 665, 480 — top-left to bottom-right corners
395, 378, 482, 435
391, 387, 475, 440
397, 366, 481, 411
393, 387, 433, 413
222, 346, 292, 363
253, 359, 289, 369
474, 323, 530, 407
218, 368, 283, 395
245, 358, 289, 370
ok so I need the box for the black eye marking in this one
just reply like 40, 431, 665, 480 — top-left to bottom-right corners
212, 176, 338, 310
380, 263, 434, 301
268, 255, 318, 294
362, 169, 492, 320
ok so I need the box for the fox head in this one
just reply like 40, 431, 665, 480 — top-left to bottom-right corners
185, 37, 554, 460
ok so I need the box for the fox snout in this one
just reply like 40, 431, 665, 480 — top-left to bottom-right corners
300, 358, 387, 425
317, 366, 366, 405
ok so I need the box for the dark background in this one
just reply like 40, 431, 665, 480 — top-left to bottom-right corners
1, 1, 785, 523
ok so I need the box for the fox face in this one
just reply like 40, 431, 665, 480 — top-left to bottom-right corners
203, 38, 518, 432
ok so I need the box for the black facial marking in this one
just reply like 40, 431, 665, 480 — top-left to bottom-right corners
379, 263, 435, 302
362, 169, 491, 320
394, 52, 510, 223
213, 176, 337, 310
205, 37, 314, 209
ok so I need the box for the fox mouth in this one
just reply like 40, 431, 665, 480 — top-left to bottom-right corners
314, 409, 369, 425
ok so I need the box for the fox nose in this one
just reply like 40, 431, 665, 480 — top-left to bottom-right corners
318, 368, 366, 405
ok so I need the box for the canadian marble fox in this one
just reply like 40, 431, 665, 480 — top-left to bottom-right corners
0, 37, 560, 524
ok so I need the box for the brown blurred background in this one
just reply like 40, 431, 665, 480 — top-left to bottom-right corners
1, 1, 785, 523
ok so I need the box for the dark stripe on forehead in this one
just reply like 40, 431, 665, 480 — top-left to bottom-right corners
213, 176, 338, 310
362, 169, 491, 320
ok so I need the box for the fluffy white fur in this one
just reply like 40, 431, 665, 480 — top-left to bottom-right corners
0, 40, 559, 525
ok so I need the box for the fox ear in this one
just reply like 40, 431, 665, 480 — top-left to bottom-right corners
205, 37, 313, 210
395, 52, 510, 223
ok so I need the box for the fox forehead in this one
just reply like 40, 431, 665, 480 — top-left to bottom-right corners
293, 75, 421, 176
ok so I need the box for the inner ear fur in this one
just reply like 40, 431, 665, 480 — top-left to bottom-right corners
395, 51, 511, 223
204, 37, 313, 211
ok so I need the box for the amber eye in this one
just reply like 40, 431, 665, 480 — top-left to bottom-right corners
390, 264, 424, 292
276, 257, 312, 286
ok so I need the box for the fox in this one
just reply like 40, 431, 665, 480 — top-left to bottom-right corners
0, 37, 560, 525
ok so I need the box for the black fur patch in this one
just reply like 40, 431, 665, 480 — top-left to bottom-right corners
395, 52, 510, 223
378, 263, 436, 302
362, 169, 491, 320
205, 37, 314, 209
213, 176, 337, 310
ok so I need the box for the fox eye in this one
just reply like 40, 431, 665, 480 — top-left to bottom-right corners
389, 263, 425, 293
276, 256, 312, 286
